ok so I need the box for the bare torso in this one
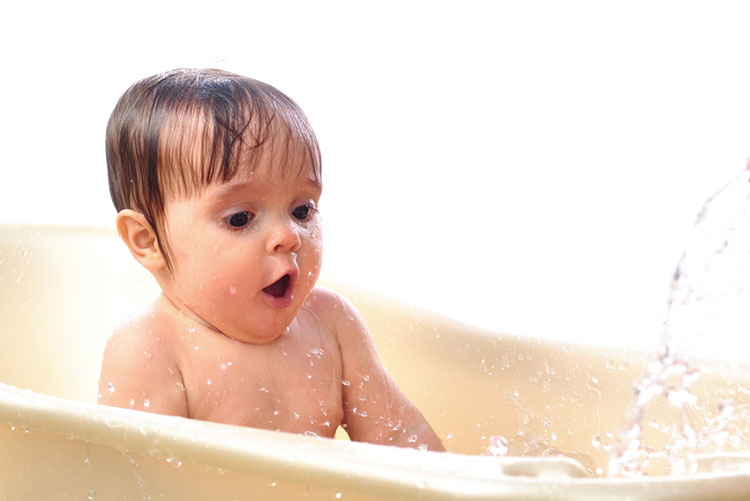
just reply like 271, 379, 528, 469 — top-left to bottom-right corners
174, 311, 344, 437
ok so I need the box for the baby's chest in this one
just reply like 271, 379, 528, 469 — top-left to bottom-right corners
181, 338, 344, 436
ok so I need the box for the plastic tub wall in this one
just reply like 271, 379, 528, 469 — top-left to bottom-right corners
1, 225, 750, 500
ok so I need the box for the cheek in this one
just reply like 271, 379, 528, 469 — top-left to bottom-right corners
301, 227, 323, 278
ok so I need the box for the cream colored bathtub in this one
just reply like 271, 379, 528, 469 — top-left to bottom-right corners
1, 225, 750, 500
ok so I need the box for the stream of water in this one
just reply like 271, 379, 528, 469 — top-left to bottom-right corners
609, 166, 750, 476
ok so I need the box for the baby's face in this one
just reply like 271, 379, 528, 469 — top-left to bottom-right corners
159, 150, 322, 344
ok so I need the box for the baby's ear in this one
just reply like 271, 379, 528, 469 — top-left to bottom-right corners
116, 209, 167, 272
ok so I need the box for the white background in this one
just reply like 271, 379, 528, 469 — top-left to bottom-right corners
2, 1, 750, 351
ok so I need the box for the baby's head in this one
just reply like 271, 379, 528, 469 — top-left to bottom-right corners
106, 68, 323, 343
106, 68, 321, 264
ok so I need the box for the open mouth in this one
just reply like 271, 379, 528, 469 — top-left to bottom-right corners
263, 274, 291, 298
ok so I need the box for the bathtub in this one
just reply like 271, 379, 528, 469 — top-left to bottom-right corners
1, 225, 749, 500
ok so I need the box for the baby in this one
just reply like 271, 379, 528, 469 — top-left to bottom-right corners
98, 68, 444, 451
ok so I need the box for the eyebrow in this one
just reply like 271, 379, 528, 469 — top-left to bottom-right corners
210, 175, 322, 202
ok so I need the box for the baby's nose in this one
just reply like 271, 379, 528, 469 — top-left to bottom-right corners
266, 220, 301, 254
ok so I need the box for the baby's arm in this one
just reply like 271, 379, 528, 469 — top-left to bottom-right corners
98, 322, 188, 417
313, 288, 444, 451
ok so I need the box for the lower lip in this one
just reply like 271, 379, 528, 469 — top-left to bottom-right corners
263, 291, 294, 309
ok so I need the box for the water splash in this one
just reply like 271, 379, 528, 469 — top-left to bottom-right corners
610, 166, 750, 476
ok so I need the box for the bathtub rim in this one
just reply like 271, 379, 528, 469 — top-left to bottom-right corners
2, 382, 750, 500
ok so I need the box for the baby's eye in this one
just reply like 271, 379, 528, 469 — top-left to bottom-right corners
225, 211, 253, 229
291, 204, 316, 221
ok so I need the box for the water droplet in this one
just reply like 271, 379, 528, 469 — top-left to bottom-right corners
229, 286, 237, 295
341, 380, 351, 386
129, 398, 135, 406
87, 488, 96, 500
220, 363, 228, 371
107, 382, 116, 394
207, 379, 212, 386
485, 435, 509, 456
143, 399, 150, 409
335, 493, 342, 499
188, 325, 196, 333
143, 351, 152, 359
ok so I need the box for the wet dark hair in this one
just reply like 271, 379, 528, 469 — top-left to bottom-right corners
106, 68, 322, 268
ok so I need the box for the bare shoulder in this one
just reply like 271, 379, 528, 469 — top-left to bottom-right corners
304, 287, 366, 336
303, 287, 375, 356
99, 308, 186, 415
103, 310, 178, 366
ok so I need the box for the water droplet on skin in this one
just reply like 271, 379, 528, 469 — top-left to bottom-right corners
129, 398, 135, 406
335, 493, 342, 499
143, 399, 150, 409
143, 351, 152, 359
207, 379, 212, 386
194, 345, 200, 351
341, 380, 351, 386
88, 489, 96, 500
107, 382, 116, 394
229, 286, 237, 295
188, 325, 196, 333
